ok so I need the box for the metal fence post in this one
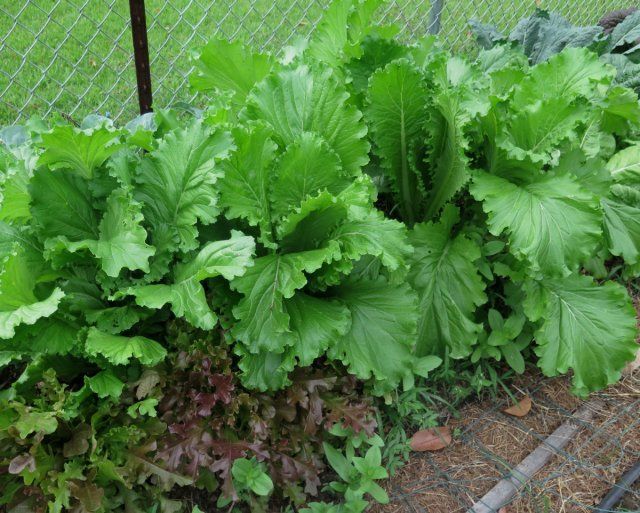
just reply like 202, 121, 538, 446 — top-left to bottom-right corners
429, 0, 444, 35
129, 0, 153, 114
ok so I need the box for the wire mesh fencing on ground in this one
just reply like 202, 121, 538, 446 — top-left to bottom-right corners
374, 370, 640, 513
0, 0, 633, 125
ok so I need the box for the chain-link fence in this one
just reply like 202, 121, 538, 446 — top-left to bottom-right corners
0, 0, 632, 125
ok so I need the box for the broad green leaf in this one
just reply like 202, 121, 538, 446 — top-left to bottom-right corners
245, 65, 369, 175
366, 59, 426, 224
84, 304, 146, 334
135, 121, 232, 259
286, 293, 351, 367
231, 249, 337, 352
175, 231, 255, 282
606, 10, 640, 53
231, 254, 307, 352
218, 124, 277, 232
600, 86, 640, 134
331, 210, 412, 272
602, 146, 640, 265
0, 288, 64, 340
84, 328, 166, 366
87, 370, 125, 398
277, 192, 348, 250
606, 144, 640, 180
236, 344, 296, 391
271, 132, 349, 219
553, 149, 611, 197
0, 160, 31, 224
476, 45, 528, 75
189, 39, 273, 105
0, 238, 64, 339
307, 0, 382, 67
38, 125, 123, 179
347, 34, 407, 96
51, 189, 155, 277
409, 206, 487, 358
0, 351, 22, 367
603, 198, 640, 264
471, 171, 601, 275
513, 48, 615, 107
424, 92, 474, 219
329, 277, 417, 388
498, 97, 588, 163
124, 232, 255, 329
13, 318, 78, 354
524, 274, 638, 395
30, 168, 99, 241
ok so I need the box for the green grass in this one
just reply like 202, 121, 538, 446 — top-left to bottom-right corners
0, 0, 629, 125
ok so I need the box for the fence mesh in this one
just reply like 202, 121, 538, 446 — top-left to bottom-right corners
0, 0, 632, 125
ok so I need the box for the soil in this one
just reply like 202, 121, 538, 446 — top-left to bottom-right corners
371, 369, 640, 513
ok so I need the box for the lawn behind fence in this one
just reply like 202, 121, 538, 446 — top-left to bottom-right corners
0, 0, 629, 125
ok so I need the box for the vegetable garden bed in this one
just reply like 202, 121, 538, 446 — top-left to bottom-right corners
1, 2, 640, 513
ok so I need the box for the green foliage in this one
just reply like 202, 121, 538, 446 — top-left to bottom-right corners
350, 35, 639, 395
469, 8, 640, 95
231, 458, 274, 496
303, 427, 388, 513
2, 2, 640, 512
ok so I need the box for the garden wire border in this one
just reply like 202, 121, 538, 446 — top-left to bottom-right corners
0, 0, 633, 125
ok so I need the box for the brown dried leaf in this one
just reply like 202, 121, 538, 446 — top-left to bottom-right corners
622, 351, 640, 376
503, 396, 532, 417
409, 426, 452, 451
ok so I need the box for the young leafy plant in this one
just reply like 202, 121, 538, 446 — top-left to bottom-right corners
189, 0, 440, 396
352, 36, 640, 395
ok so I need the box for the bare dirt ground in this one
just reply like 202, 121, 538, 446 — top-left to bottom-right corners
372, 368, 640, 513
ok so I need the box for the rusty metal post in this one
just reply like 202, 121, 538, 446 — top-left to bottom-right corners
129, 0, 153, 114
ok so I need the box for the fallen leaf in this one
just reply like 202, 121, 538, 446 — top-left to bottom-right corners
409, 426, 452, 451
498, 507, 510, 513
503, 396, 532, 417
622, 351, 640, 376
